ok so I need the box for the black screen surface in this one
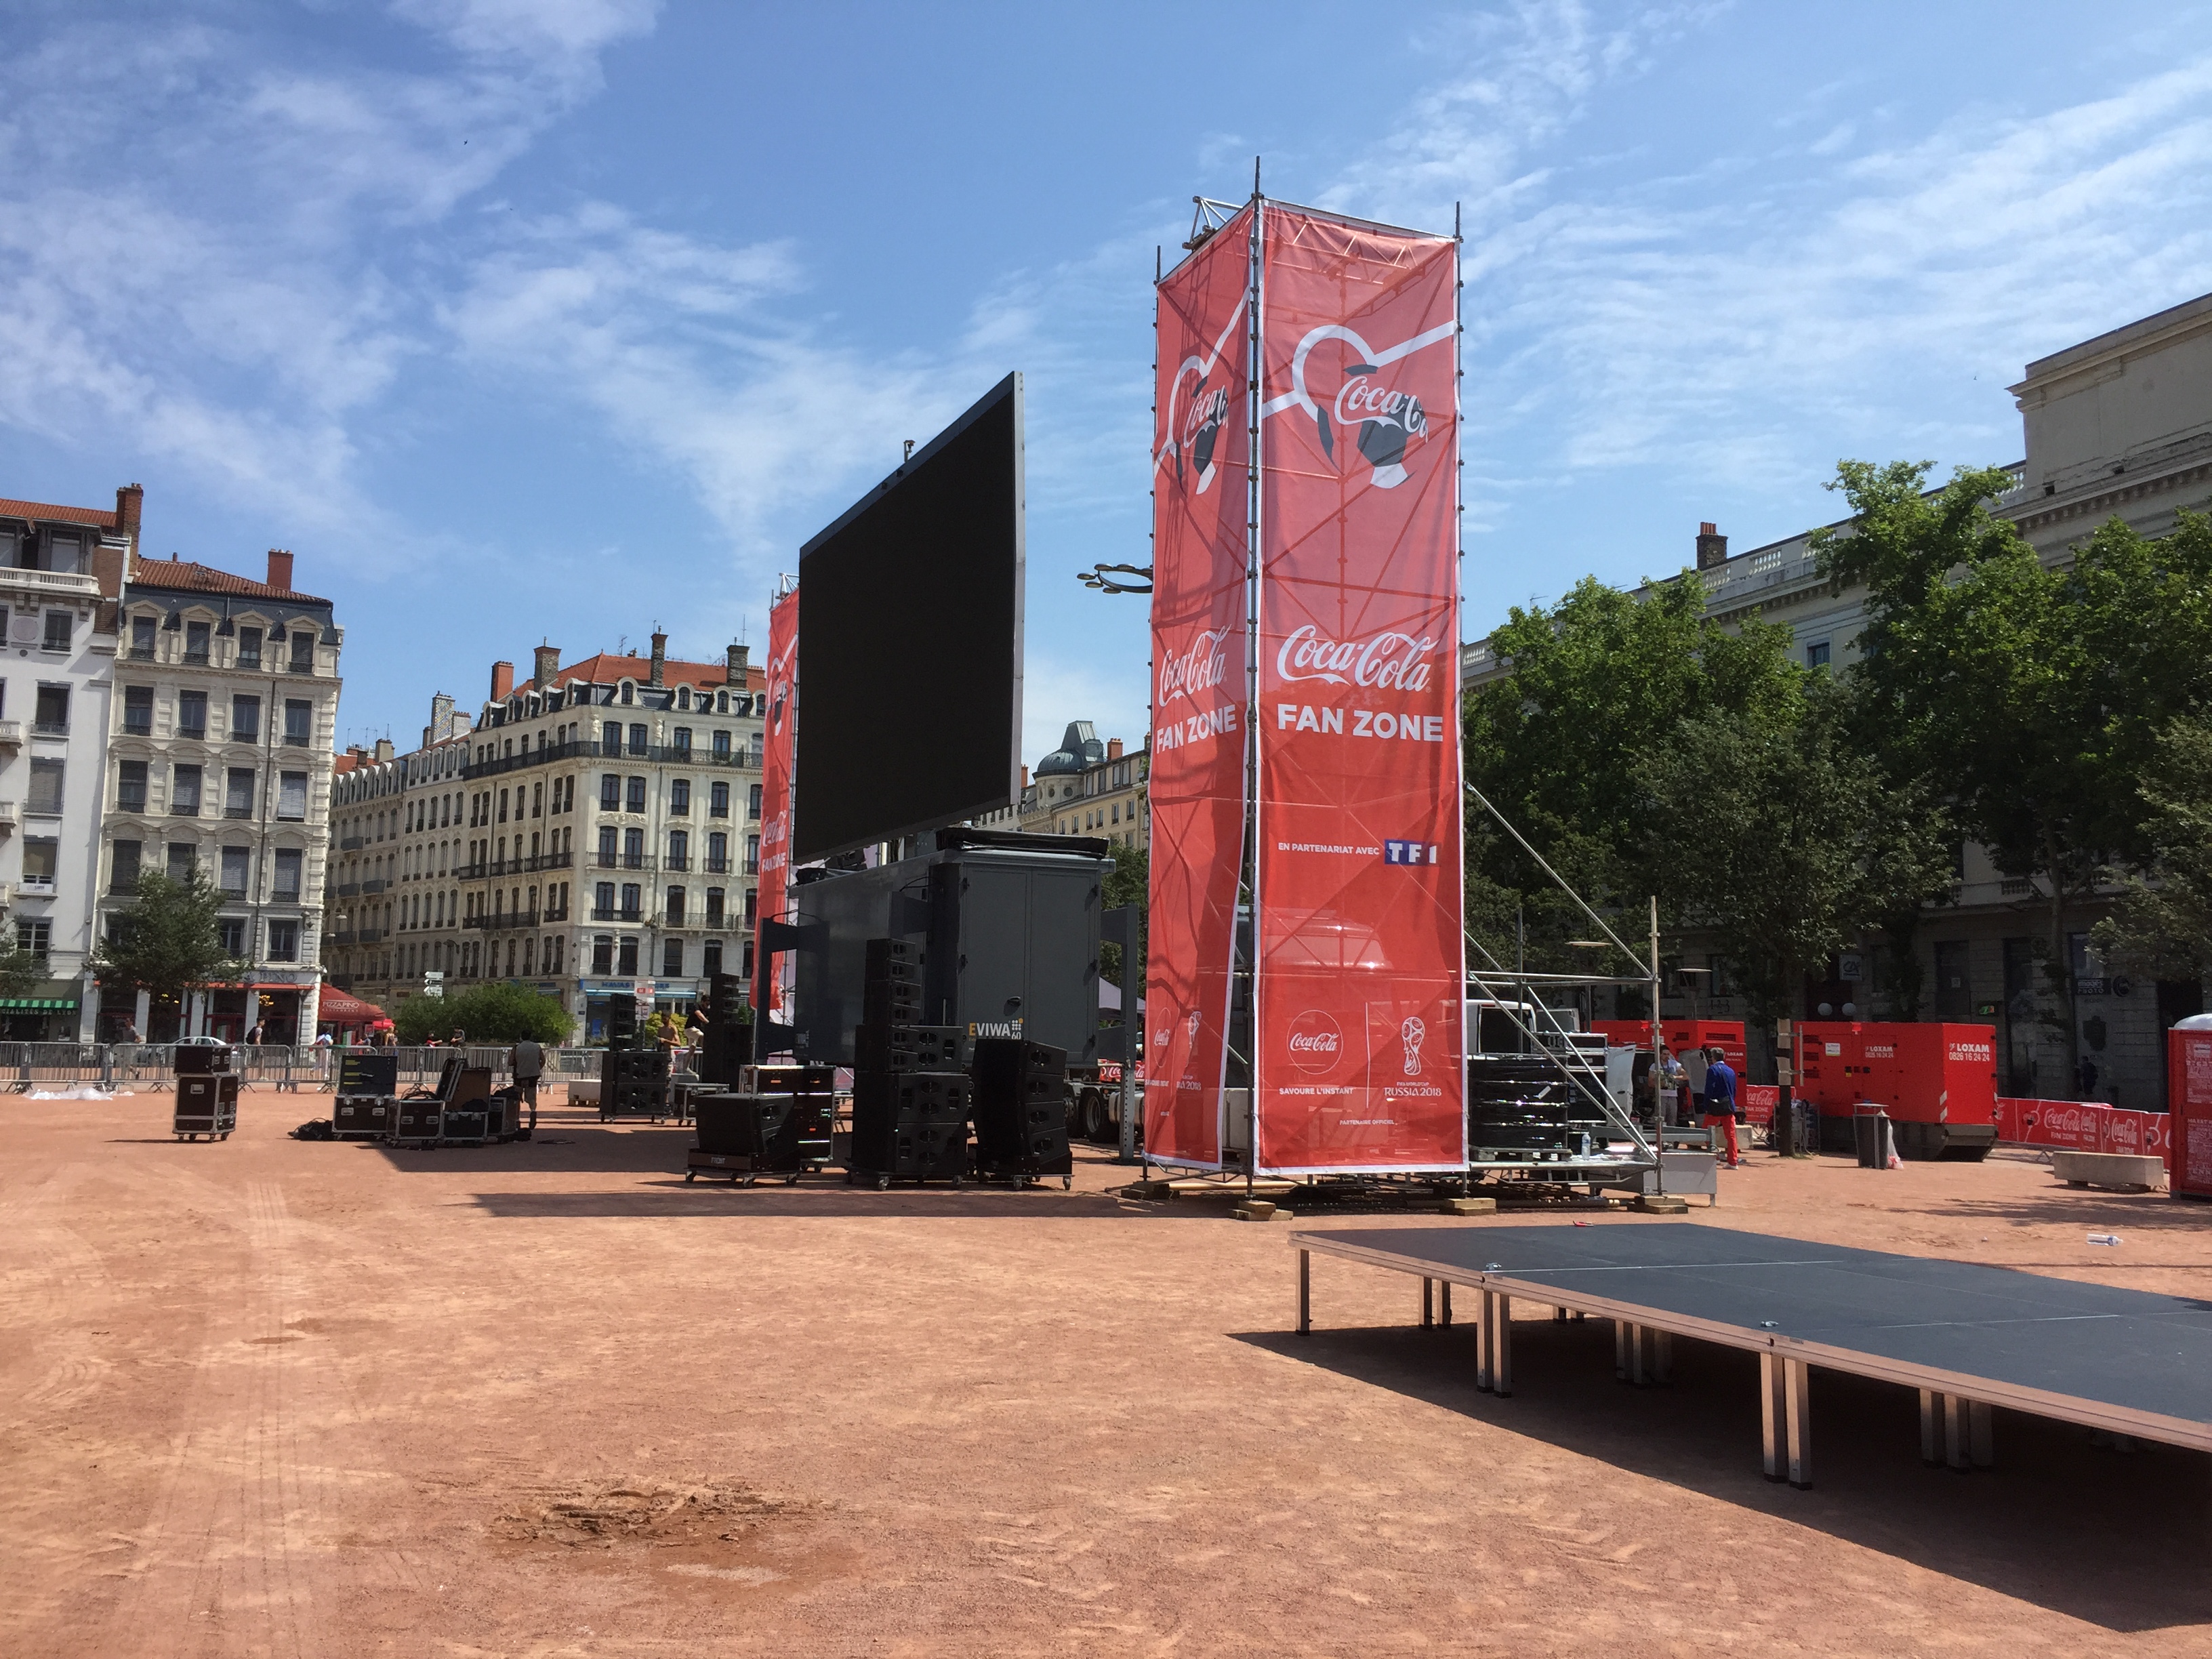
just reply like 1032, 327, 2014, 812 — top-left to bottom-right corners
794, 373, 1023, 861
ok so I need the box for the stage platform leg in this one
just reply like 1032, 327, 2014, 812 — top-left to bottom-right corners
1763, 1353, 1787, 1482
1298, 1249, 1311, 1335
1486, 1291, 1513, 1396
1440, 1282, 1452, 1327
1784, 1356, 1813, 1489
1422, 1277, 1434, 1329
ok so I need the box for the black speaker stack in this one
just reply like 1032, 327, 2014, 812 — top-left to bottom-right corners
696, 970, 754, 1086
970, 1038, 1073, 1186
599, 1044, 670, 1120
172, 1043, 239, 1141
846, 937, 971, 1187
688, 1083, 834, 1184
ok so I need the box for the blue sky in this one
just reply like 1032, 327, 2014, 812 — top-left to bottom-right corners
5, 1, 2211, 763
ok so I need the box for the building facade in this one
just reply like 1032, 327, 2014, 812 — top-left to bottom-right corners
0, 485, 138, 1038
1461, 290, 2212, 1107
98, 549, 343, 1042
325, 633, 766, 1042
1019, 720, 1149, 850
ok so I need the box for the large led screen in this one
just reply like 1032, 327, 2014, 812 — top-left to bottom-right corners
794, 373, 1024, 861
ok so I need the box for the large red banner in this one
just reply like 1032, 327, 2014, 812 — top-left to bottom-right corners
753, 584, 799, 1022
1143, 206, 1254, 1168
1252, 205, 1464, 1173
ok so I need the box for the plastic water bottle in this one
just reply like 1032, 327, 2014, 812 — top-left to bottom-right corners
2087, 1233, 2122, 1246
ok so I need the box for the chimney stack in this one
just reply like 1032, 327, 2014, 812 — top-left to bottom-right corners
649, 630, 666, 687
533, 642, 560, 690
266, 548, 294, 592
430, 691, 455, 742
1695, 522, 1728, 570
726, 641, 748, 685
1107, 737, 1124, 760
373, 737, 394, 762
114, 483, 143, 534
491, 660, 514, 701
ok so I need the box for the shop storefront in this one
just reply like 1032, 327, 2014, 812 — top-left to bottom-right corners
0, 984, 82, 1041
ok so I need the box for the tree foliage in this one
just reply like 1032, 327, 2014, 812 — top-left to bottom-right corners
2091, 716, 2212, 982
1100, 841, 1147, 994
91, 872, 241, 1005
1634, 680, 1954, 1020
1820, 466, 2212, 1054
1465, 572, 1806, 977
392, 981, 572, 1046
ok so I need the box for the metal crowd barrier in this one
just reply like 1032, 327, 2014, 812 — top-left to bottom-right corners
3, 1042, 687, 1094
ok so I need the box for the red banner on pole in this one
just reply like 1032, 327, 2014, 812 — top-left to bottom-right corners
754, 584, 799, 1022
1251, 204, 1464, 1174
1143, 206, 1255, 1168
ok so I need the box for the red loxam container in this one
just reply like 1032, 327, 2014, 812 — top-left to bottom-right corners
2167, 1021, 2212, 1200
1592, 1019, 1746, 1071
1797, 1021, 1996, 1160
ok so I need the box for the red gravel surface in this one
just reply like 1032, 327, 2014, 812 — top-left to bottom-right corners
3, 1088, 2208, 1657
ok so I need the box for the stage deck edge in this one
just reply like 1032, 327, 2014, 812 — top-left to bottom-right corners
1288, 1229, 2212, 1454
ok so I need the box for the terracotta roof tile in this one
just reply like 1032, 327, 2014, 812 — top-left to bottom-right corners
546, 652, 766, 694
126, 555, 329, 606
0, 496, 118, 530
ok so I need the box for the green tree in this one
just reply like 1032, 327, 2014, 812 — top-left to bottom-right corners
91, 871, 241, 1010
0, 925, 42, 1001
1635, 680, 1955, 1021
1462, 572, 1802, 971
1100, 841, 1147, 994
1819, 466, 2212, 1063
2091, 716, 2212, 983
393, 981, 571, 1045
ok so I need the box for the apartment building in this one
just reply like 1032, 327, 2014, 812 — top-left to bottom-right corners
325, 632, 766, 1041
0, 485, 138, 1038
98, 548, 343, 1042
1020, 720, 1149, 851
1460, 289, 2212, 1105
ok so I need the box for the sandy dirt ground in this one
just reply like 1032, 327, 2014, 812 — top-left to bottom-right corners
3, 1086, 2208, 1659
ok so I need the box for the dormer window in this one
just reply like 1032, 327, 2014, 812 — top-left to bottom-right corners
677, 686, 691, 710
619, 681, 634, 705
238, 627, 262, 669
46, 532, 81, 573
0, 529, 17, 566
715, 690, 729, 714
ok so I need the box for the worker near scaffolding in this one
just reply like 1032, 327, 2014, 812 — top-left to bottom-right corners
1701, 1045, 1741, 1168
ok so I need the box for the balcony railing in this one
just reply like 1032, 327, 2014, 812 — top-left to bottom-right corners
183, 650, 210, 666
340, 835, 367, 850
665, 855, 689, 871
590, 906, 644, 923
592, 852, 657, 871
224, 805, 253, 819
335, 882, 360, 897
466, 910, 540, 932
127, 645, 155, 661
460, 737, 592, 782
452, 851, 573, 881
122, 719, 152, 737
360, 878, 387, 893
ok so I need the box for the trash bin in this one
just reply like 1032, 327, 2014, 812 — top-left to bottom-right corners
1853, 1107, 1895, 1169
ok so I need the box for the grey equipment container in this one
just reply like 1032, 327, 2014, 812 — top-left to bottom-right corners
794, 828, 1111, 1069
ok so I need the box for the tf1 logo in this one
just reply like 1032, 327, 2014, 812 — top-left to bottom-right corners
1383, 840, 1440, 865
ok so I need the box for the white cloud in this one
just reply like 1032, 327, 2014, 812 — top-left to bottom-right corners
0, 7, 655, 548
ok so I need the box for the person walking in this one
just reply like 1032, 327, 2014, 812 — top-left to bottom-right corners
511, 1036, 544, 1132
1702, 1045, 1740, 1167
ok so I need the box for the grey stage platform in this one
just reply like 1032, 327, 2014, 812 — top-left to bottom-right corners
1290, 1223, 2212, 1489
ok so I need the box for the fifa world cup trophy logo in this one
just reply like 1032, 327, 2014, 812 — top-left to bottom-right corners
1400, 1015, 1425, 1077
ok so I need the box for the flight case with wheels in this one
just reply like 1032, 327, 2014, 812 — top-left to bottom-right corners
686, 1092, 834, 1184
173, 1073, 239, 1141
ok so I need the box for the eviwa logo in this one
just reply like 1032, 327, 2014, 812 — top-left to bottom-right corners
1274, 624, 1439, 690
1159, 626, 1232, 705
1264, 318, 1454, 489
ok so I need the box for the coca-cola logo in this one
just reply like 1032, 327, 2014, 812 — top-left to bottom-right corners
1181, 386, 1229, 493
1264, 316, 1454, 490
1287, 1010, 1342, 1076
1274, 624, 1439, 690
1160, 627, 1232, 705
